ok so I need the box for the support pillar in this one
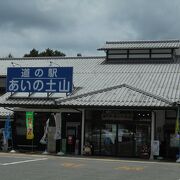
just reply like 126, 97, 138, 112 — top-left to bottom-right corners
150, 111, 155, 160
56, 112, 65, 156
81, 109, 85, 155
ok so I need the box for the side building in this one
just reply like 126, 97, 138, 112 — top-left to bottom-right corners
0, 39, 180, 159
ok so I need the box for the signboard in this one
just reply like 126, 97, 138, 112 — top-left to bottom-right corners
101, 111, 133, 121
152, 140, 160, 156
6, 67, 73, 93
26, 112, 34, 140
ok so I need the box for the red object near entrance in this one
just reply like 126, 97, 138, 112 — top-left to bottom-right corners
67, 135, 74, 145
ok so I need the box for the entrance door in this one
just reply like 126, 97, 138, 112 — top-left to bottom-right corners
135, 124, 151, 157
100, 123, 135, 157
62, 112, 82, 154
67, 127, 76, 153
100, 124, 117, 156
117, 123, 135, 157
66, 122, 81, 154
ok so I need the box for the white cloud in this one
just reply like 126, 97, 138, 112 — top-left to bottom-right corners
0, 0, 180, 57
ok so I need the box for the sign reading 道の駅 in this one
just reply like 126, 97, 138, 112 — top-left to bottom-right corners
6, 67, 73, 93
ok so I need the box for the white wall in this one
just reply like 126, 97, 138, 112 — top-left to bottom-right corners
108, 54, 127, 59
129, 54, 150, 58
151, 54, 172, 58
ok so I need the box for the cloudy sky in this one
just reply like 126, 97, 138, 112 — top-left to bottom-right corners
0, 0, 180, 57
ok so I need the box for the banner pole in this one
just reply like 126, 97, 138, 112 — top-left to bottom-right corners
32, 139, 33, 152
10, 133, 16, 153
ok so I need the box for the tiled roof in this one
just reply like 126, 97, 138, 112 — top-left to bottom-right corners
0, 55, 179, 108
98, 39, 180, 50
57, 84, 173, 107
0, 93, 57, 107
0, 56, 104, 76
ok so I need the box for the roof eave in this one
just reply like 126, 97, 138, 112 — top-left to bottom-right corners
56, 104, 175, 110
98, 47, 180, 51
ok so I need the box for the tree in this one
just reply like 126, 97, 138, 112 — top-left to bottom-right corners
7, 53, 13, 58
24, 48, 65, 57
54, 50, 65, 56
24, 48, 39, 57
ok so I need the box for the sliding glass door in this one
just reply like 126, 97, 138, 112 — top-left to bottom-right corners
101, 124, 117, 156
117, 123, 135, 157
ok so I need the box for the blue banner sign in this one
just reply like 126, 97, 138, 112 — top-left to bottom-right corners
6, 67, 73, 93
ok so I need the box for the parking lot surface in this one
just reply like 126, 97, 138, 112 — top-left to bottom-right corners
0, 153, 180, 180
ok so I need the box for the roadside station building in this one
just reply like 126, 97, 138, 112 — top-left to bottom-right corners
0, 39, 180, 159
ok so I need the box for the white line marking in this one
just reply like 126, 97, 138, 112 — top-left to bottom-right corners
0, 152, 47, 158
1, 158, 48, 166
0, 155, 35, 159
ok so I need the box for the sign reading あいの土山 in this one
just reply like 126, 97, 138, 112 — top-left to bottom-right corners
6, 67, 73, 93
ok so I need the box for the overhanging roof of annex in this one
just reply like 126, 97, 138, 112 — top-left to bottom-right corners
98, 39, 180, 50
56, 84, 174, 108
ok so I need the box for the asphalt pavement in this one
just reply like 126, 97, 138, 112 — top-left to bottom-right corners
0, 152, 179, 180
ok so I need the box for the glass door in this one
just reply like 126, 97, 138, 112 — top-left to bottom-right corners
135, 124, 151, 157
90, 127, 101, 155
100, 124, 117, 156
66, 127, 76, 153
117, 123, 135, 157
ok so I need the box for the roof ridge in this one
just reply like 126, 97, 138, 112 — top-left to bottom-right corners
123, 84, 173, 105
106, 39, 180, 44
0, 56, 105, 61
56, 84, 174, 105
56, 84, 125, 103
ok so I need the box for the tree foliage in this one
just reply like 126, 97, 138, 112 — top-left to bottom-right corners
7, 53, 13, 58
24, 48, 65, 57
